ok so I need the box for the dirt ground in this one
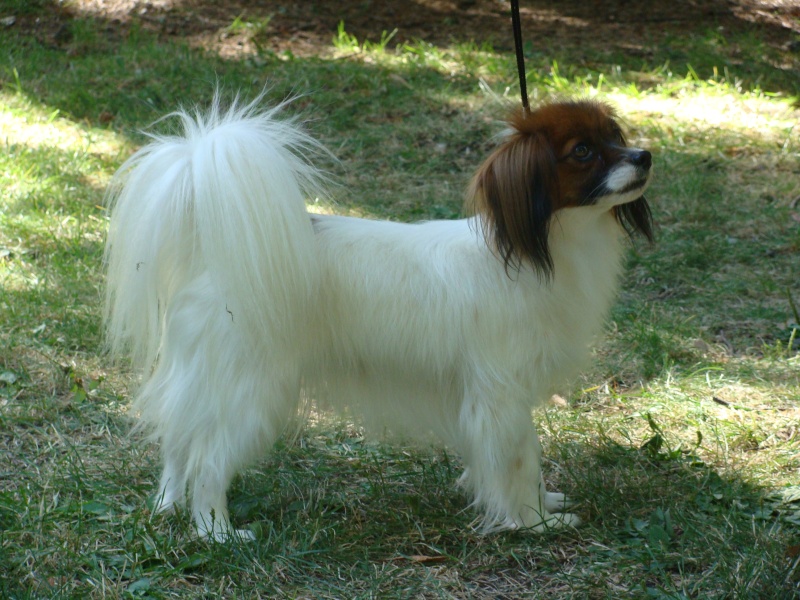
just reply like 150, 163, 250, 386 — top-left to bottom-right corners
10, 0, 800, 63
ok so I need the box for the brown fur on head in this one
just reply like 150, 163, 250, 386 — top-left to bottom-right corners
467, 100, 653, 278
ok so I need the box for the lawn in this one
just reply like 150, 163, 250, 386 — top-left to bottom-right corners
1, 1, 799, 598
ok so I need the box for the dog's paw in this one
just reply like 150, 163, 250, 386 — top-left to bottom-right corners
150, 493, 182, 515
542, 511, 580, 530
194, 510, 256, 543
543, 491, 575, 513
198, 524, 256, 543
507, 508, 581, 533
223, 528, 257, 543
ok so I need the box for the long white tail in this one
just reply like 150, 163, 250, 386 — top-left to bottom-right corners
104, 95, 325, 371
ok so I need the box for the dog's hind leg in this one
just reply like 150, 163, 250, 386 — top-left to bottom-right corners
154, 452, 187, 514
186, 370, 301, 542
138, 277, 301, 541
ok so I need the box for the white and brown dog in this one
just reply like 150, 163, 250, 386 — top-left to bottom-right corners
105, 96, 653, 540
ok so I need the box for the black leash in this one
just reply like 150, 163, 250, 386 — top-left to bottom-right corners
509, 0, 529, 115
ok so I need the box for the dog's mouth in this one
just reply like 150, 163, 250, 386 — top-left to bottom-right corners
617, 171, 652, 196
590, 165, 652, 207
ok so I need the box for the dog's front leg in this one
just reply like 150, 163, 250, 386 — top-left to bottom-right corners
457, 389, 579, 533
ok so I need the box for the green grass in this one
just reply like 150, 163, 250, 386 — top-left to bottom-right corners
1, 7, 799, 599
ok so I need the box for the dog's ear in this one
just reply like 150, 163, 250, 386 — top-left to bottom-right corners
467, 132, 558, 279
614, 197, 654, 243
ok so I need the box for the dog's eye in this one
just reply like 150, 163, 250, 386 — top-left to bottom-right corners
572, 144, 593, 161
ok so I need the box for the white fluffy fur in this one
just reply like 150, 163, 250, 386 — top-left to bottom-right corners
105, 97, 643, 540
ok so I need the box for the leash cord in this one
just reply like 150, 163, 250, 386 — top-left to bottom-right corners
509, 0, 529, 114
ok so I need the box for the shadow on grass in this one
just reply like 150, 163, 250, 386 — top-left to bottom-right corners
10, 0, 800, 96
1, 362, 796, 596
4, 1, 799, 132
146, 428, 798, 596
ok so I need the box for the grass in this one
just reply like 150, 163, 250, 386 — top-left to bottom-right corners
1, 4, 799, 598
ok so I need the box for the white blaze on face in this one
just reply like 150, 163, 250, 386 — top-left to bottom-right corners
605, 162, 639, 192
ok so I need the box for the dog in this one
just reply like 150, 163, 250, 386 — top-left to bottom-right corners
104, 95, 653, 540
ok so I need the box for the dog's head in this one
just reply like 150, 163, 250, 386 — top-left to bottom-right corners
467, 100, 653, 278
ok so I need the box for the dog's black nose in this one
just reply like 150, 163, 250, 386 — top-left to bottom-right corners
631, 150, 652, 170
